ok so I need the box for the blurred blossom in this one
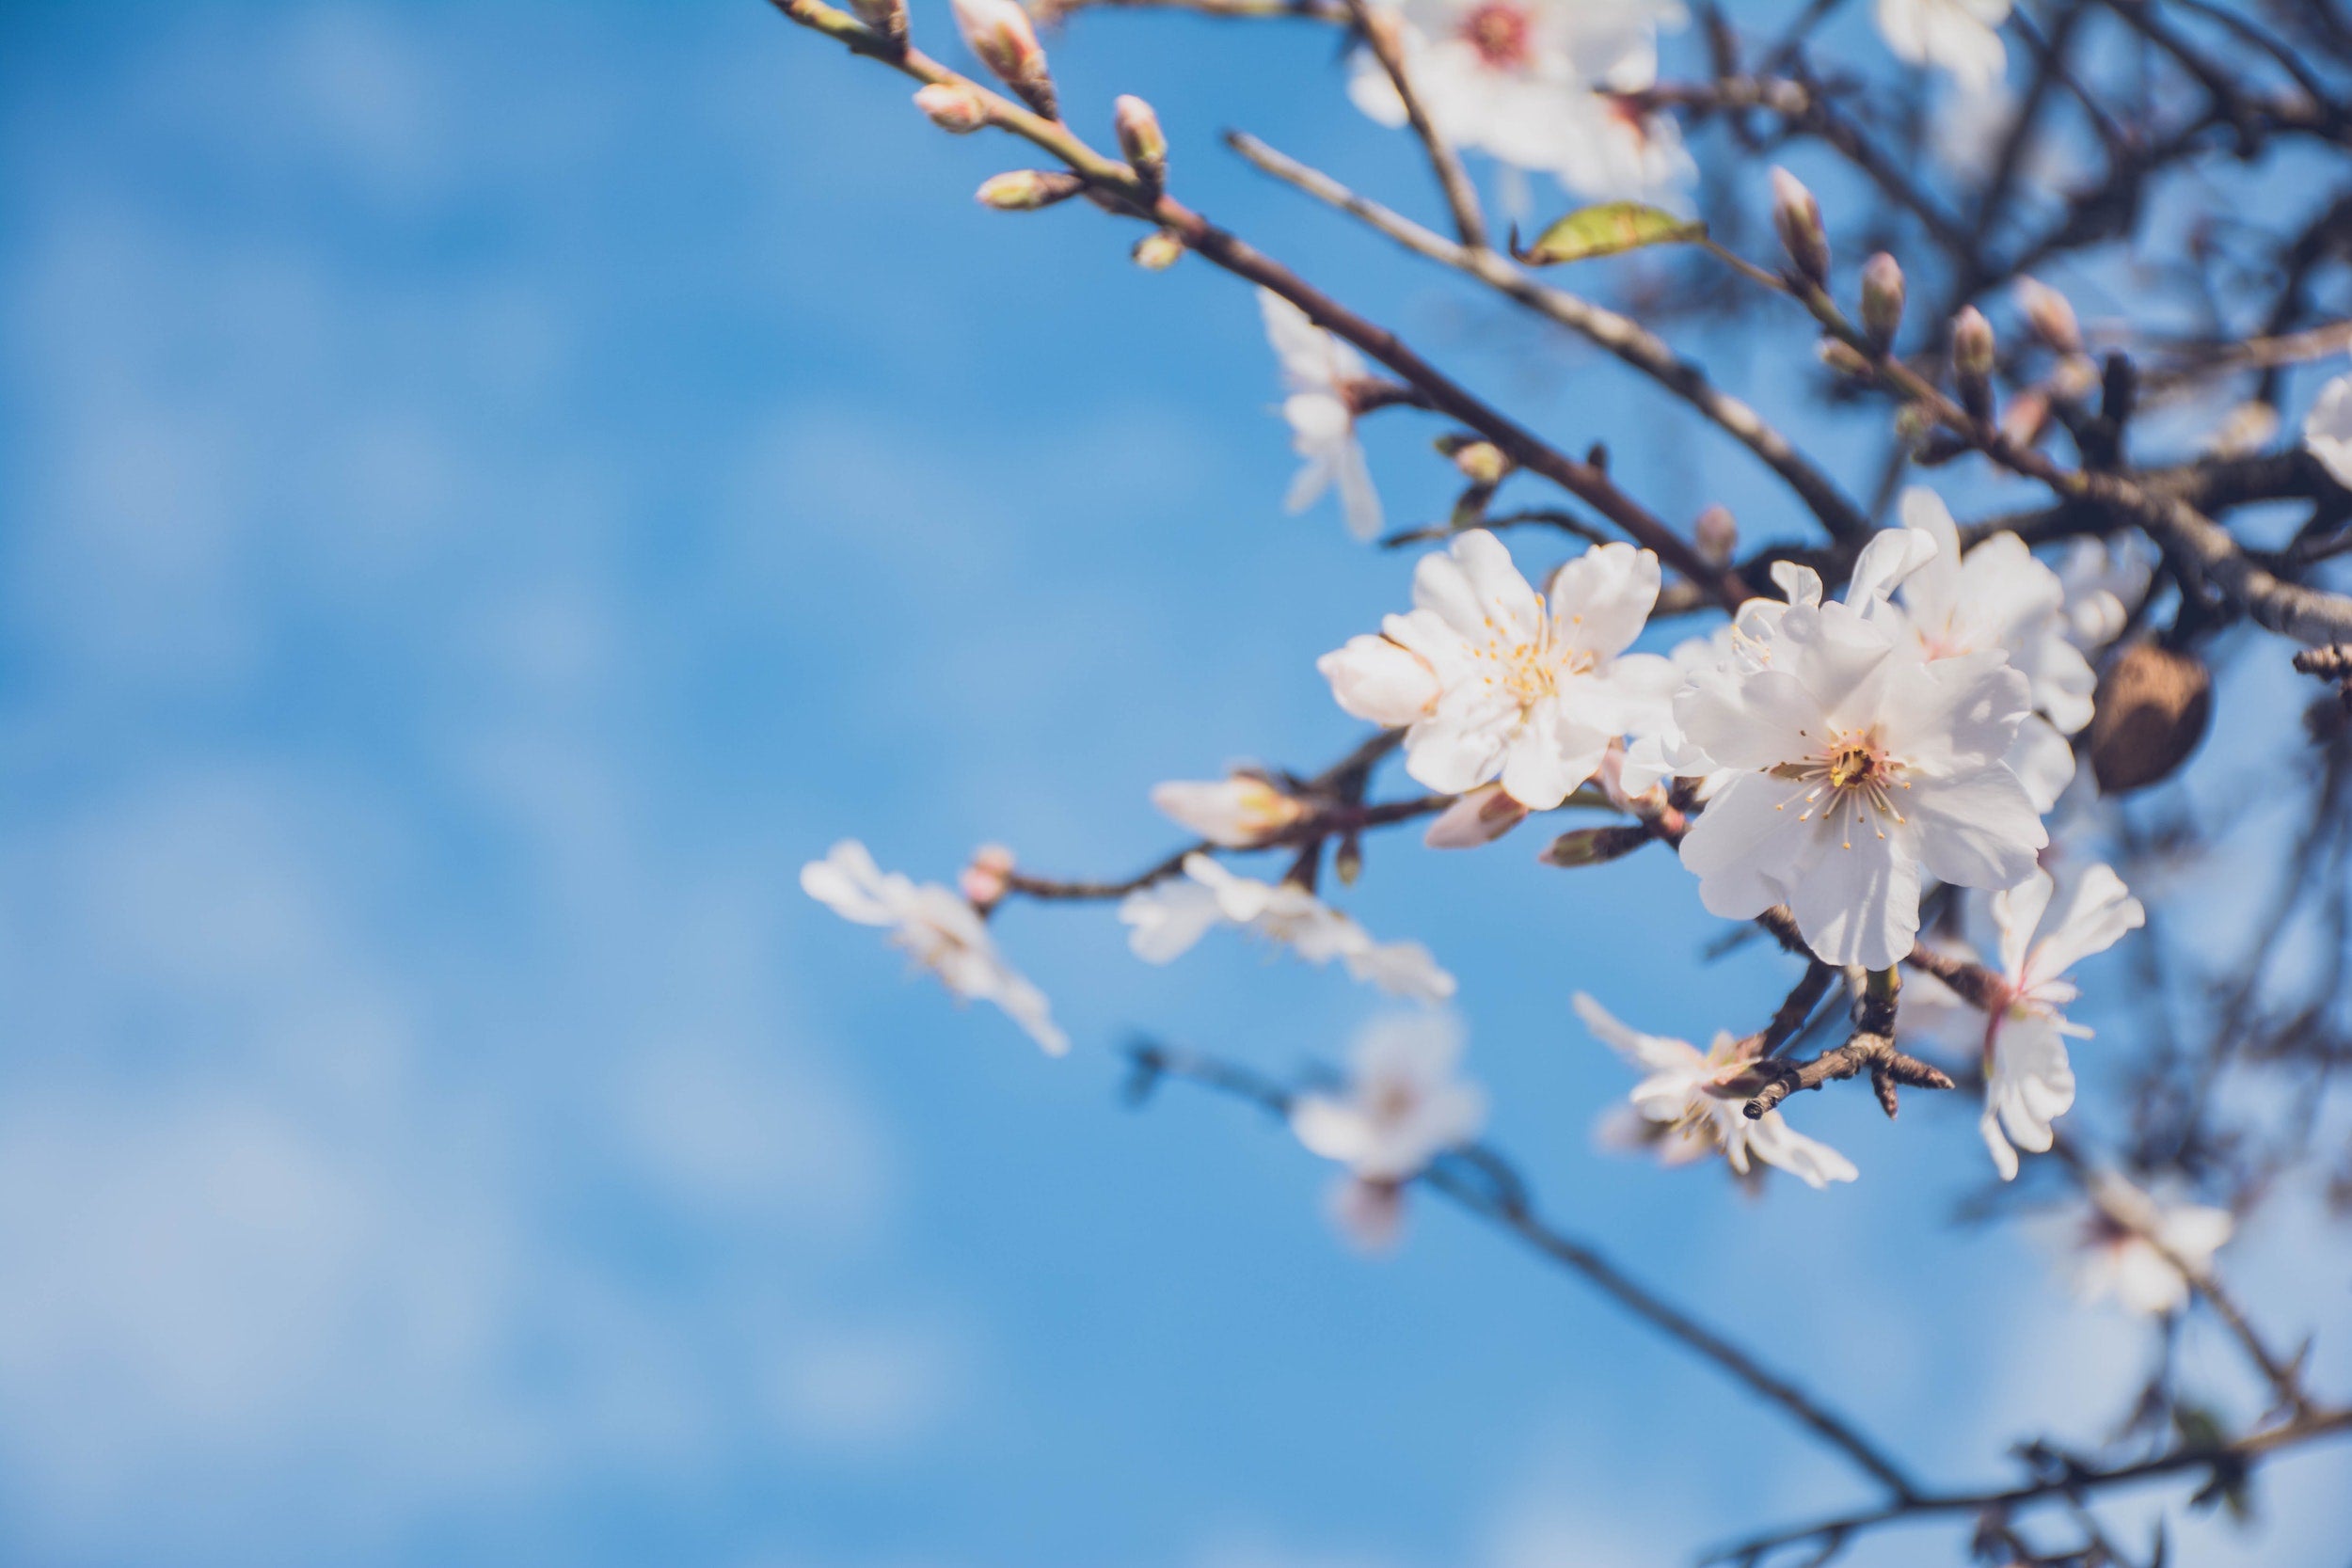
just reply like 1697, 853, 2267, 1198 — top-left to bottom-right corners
1261, 289, 1383, 541
1118, 854, 1455, 1002
802, 840, 1068, 1053
1575, 994, 1856, 1189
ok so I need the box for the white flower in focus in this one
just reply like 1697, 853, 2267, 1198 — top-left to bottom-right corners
1345, 0, 1692, 199
1151, 773, 1308, 847
2302, 372, 2352, 490
1118, 854, 1455, 1002
1575, 994, 1857, 1188
1292, 1012, 1486, 1185
1318, 530, 1670, 810
1905, 862, 2143, 1180
2060, 1173, 2233, 1316
1674, 595, 2046, 970
1871, 490, 2098, 810
1875, 0, 2010, 91
802, 839, 1068, 1054
1260, 289, 1382, 540
2054, 533, 2153, 650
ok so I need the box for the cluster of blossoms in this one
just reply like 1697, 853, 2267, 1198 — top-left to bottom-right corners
1334, 0, 2010, 210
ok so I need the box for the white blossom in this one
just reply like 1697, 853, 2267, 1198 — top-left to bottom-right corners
1345, 0, 1692, 199
1870, 490, 2098, 810
2302, 371, 2352, 491
2055, 532, 2153, 650
1292, 1012, 1486, 1191
1875, 0, 2010, 91
2058, 1173, 2234, 1316
1150, 773, 1308, 847
1318, 530, 1671, 810
1118, 853, 1455, 1002
1673, 581, 2047, 970
1260, 289, 1382, 540
801, 839, 1068, 1054
1907, 862, 2142, 1179
1575, 994, 1857, 1188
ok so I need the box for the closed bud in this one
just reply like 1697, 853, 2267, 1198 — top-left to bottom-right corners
1334, 832, 1363, 886
960, 843, 1016, 909
950, 0, 1058, 119
1818, 338, 1872, 379
1894, 404, 1935, 443
1951, 305, 1995, 418
1693, 504, 1737, 567
976, 169, 1085, 211
1113, 94, 1168, 185
2013, 277, 2081, 355
1770, 166, 1829, 284
1952, 305, 1996, 378
914, 82, 989, 135
849, 0, 909, 44
1424, 784, 1528, 849
1538, 824, 1651, 868
1451, 440, 1509, 487
1860, 252, 1904, 354
1131, 229, 1184, 270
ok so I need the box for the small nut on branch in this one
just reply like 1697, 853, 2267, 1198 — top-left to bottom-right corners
2088, 642, 2213, 794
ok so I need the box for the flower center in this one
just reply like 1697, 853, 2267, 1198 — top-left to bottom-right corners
1769, 726, 1911, 848
1458, 1, 1532, 70
1477, 626, 1596, 711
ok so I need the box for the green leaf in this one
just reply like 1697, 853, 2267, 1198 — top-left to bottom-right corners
1511, 202, 1706, 265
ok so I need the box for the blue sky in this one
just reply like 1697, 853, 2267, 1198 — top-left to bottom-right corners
1, 3, 2347, 1565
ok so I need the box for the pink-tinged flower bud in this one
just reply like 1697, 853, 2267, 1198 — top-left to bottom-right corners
1449, 439, 1509, 487
1952, 305, 1996, 418
1150, 775, 1307, 847
2001, 387, 2052, 449
914, 82, 989, 135
2013, 277, 2081, 355
1423, 784, 1530, 849
976, 169, 1084, 211
1113, 94, 1168, 185
1770, 166, 1828, 285
1131, 230, 1184, 270
1860, 252, 1904, 354
950, 0, 1058, 119
1693, 503, 1737, 567
1317, 634, 1439, 726
960, 843, 1016, 908
849, 0, 909, 45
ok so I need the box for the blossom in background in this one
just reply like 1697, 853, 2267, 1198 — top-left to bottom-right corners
1118, 853, 1455, 1002
1260, 289, 1382, 540
1292, 1012, 1486, 1244
1574, 994, 1857, 1188
1875, 0, 2010, 91
801, 839, 1069, 1054
1318, 530, 1670, 810
1150, 772, 1308, 847
1906, 862, 2142, 1179
2058, 1173, 2233, 1316
1345, 0, 1692, 199
2055, 532, 2153, 649
2302, 371, 2352, 490
1870, 490, 2097, 809
1674, 590, 2046, 970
